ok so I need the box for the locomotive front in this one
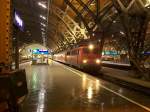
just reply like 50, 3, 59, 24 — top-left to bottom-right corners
80, 44, 102, 71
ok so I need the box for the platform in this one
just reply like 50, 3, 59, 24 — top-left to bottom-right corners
18, 61, 150, 112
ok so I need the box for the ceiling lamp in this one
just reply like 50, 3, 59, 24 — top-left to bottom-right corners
38, 2, 47, 9
40, 15, 46, 20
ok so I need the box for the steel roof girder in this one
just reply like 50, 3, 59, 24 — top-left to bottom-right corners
51, 5, 88, 41
112, 0, 147, 14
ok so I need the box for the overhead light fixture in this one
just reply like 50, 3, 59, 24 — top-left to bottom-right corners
145, 0, 150, 7
114, 10, 118, 13
120, 31, 125, 35
41, 28, 45, 31
42, 35, 46, 38
40, 15, 46, 20
41, 23, 46, 27
90, 1, 95, 5
92, 33, 95, 36
38, 2, 47, 9
42, 32, 46, 35
113, 20, 116, 23
90, 3, 95, 5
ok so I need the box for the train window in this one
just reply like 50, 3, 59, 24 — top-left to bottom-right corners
76, 49, 79, 55
83, 48, 100, 54
74, 50, 77, 55
70, 51, 74, 55
67, 51, 70, 55
72, 51, 74, 55
83, 48, 90, 54
76, 50, 79, 55
93, 48, 100, 54
71, 50, 79, 55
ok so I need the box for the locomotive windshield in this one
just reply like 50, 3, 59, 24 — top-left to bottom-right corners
83, 48, 100, 54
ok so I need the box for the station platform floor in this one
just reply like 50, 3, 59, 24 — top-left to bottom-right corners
19, 60, 150, 112
101, 67, 150, 89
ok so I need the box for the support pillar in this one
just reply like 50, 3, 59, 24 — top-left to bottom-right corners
0, 0, 12, 73
0, 1, 28, 111
13, 26, 20, 69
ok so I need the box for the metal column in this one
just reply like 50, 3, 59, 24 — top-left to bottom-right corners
0, 0, 12, 73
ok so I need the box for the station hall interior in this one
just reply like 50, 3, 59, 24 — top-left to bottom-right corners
0, 0, 150, 112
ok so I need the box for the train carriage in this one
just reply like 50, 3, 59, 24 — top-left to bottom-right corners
54, 44, 102, 71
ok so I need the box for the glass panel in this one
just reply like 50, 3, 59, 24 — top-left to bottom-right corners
83, 48, 100, 54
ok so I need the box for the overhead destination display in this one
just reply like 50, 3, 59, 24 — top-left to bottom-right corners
32, 49, 49, 55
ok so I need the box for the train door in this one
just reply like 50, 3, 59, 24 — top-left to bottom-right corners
70, 49, 78, 66
78, 47, 83, 65
71, 50, 74, 65
75, 49, 78, 66
66, 51, 70, 64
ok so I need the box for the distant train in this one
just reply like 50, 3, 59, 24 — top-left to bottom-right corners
54, 44, 102, 71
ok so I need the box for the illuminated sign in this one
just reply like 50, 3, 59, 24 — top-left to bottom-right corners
32, 49, 49, 54
144, 52, 150, 55
14, 11, 24, 31
103, 51, 118, 55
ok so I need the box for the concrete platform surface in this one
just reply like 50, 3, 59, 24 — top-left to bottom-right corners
19, 61, 150, 112
101, 67, 150, 89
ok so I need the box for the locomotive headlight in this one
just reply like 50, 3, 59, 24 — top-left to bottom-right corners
83, 59, 88, 64
88, 44, 94, 50
96, 59, 101, 64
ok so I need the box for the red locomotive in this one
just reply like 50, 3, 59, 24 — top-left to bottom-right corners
54, 44, 102, 71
